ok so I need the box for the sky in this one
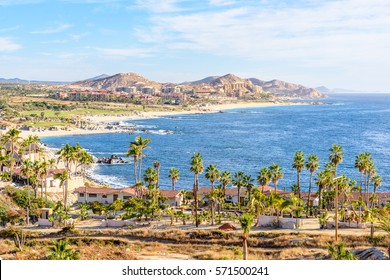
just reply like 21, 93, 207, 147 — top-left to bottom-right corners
0, 0, 390, 91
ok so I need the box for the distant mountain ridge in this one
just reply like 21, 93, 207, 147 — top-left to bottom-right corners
249, 78, 325, 98
0, 77, 69, 85
185, 74, 326, 98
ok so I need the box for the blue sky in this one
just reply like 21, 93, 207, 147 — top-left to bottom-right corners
0, 0, 390, 91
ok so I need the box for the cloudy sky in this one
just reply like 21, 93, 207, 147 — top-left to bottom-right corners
0, 0, 389, 91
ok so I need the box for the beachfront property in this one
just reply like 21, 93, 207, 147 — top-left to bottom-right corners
74, 187, 184, 207
74, 186, 138, 204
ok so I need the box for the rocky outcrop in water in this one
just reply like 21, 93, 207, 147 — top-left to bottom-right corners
96, 155, 127, 164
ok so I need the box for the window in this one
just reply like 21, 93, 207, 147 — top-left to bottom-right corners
88, 194, 97, 198
102, 195, 107, 198
79, 193, 84, 197
123, 196, 132, 200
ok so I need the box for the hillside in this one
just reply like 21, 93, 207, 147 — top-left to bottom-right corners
72, 72, 161, 90
250, 78, 326, 98
70, 72, 326, 99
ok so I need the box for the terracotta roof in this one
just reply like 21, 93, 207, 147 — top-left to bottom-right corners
160, 190, 181, 198
74, 186, 137, 196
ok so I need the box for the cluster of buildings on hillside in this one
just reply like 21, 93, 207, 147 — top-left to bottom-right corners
54, 80, 266, 104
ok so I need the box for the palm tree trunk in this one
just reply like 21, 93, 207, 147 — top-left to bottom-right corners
243, 237, 248, 260
64, 180, 68, 213
306, 173, 313, 217
359, 172, 363, 199
297, 172, 301, 199
238, 187, 241, 209
138, 157, 142, 183
211, 181, 214, 226
194, 174, 199, 227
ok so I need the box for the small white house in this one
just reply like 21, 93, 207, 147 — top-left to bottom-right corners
160, 190, 183, 207
74, 186, 138, 204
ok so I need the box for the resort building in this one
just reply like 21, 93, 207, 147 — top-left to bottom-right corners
160, 190, 183, 207
74, 186, 138, 204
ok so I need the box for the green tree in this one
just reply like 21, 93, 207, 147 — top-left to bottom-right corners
154, 160, 161, 188
257, 167, 271, 193
233, 171, 245, 209
205, 164, 220, 225
327, 242, 357, 260
54, 170, 70, 210
168, 167, 180, 191
1, 128, 22, 180
126, 144, 140, 184
48, 239, 80, 260
190, 152, 203, 227
239, 213, 253, 260
269, 163, 283, 194
329, 144, 343, 242
305, 154, 319, 215
130, 136, 151, 182
292, 150, 305, 198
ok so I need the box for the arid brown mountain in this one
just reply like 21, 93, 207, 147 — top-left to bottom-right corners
249, 78, 326, 98
71, 72, 326, 98
72, 72, 161, 90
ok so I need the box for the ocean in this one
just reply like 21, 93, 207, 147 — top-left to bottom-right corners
42, 94, 390, 192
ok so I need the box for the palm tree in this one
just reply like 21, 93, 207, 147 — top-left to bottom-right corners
243, 175, 254, 205
153, 160, 161, 188
239, 213, 253, 260
21, 134, 41, 161
168, 167, 180, 191
354, 153, 367, 195
48, 239, 80, 260
130, 136, 151, 181
144, 167, 158, 188
56, 143, 76, 175
232, 171, 245, 209
190, 152, 203, 227
305, 154, 319, 215
43, 159, 56, 205
205, 164, 220, 225
257, 167, 271, 193
219, 171, 231, 197
78, 150, 93, 202
329, 144, 343, 242
205, 164, 220, 191
126, 144, 140, 184
54, 170, 70, 209
329, 144, 343, 176
292, 150, 305, 198
371, 175, 382, 208
365, 161, 376, 205
249, 188, 266, 226
269, 163, 283, 194
1, 128, 22, 180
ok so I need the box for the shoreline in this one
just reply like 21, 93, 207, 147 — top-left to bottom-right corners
20, 101, 310, 138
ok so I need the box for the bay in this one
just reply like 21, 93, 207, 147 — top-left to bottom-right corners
42, 94, 390, 192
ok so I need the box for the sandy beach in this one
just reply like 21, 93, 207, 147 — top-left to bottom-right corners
19, 101, 307, 138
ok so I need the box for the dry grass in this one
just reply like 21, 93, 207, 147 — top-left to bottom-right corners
0, 227, 388, 260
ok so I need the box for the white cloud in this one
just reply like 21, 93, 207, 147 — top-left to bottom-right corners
31, 24, 72, 34
134, 0, 390, 67
0, 37, 21, 51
